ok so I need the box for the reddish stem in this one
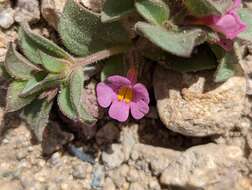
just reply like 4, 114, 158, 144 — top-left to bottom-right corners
72, 45, 130, 69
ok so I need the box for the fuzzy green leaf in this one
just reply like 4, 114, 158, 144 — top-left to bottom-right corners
57, 84, 78, 120
238, 8, 252, 42
20, 73, 46, 96
0, 64, 11, 80
20, 99, 53, 142
101, 0, 135, 23
184, 0, 232, 17
19, 23, 73, 65
135, 0, 170, 25
214, 52, 237, 82
58, 0, 130, 57
163, 46, 217, 72
39, 51, 69, 73
69, 69, 83, 111
18, 27, 41, 65
101, 55, 125, 81
6, 81, 36, 112
135, 22, 206, 57
4, 43, 41, 80
20, 74, 62, 97
70, 69, 96, 124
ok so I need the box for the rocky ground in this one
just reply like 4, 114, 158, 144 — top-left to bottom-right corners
0, 115, 250, 190
0, 114, 252, 190
1, 0, 252, 190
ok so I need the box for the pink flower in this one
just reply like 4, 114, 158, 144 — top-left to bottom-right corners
96, 68, 150, 122
197, 0, 246, 39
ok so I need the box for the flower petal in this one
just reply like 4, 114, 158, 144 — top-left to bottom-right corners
133, 83, 150, 104
229, 0, 241, 11
211, 12, 247, 39
107, 75, 131, 91
109, 100, 130, 122
130, 100, 149, 120
96, 82, 116, 108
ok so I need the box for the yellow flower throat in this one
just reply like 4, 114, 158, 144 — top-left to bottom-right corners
117, 86, 133, 103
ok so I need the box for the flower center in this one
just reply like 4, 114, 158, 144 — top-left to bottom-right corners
117, 86, 133, 103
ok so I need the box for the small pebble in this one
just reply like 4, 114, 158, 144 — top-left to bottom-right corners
91, 165, 105, 190
102, 144, 124, 169
127, 168, 139, 182
16, 151, 27, 161
129, 182, 145, 190
103, 178, 116, 190
72, 165, 86, 179
0, 8, 14, 29
149, 180, 161, 190
47, 183, 59, 190
61, 183, 69, 190
27, 146, 33, 152
68, 144, 95, 164
2, 139, 9, 144
49, 152, 62, 166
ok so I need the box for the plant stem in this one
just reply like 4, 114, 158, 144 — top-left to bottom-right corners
72, 45, 130, 68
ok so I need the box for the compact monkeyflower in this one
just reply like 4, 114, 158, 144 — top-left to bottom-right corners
194, 0, 246, 39
191, 0, 246, 50
96, 68, 150, 122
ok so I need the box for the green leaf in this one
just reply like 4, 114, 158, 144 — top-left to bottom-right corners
69, 69, 83, 111
184, 0, 232, 17
101, 55, 125, 81
6, 81, 36, 112
21, 73, 46, 95
135, 0, 170, 25
58, 0, 130, 57
238, 8, 252, 42
18, 23, 73, 65
39, 51, 69, 73
163, 46, 217, 72
0, 64, 12, 80
4, 43, 41, 80
20, 99, 53, 142
135, 22, 206, 57
20, 74, 62, 97
57, 84, 78, 120
18, 28, 41, 65
101, 0, 135, 23
214, 52, 237, 82
70, 69, 96, 124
